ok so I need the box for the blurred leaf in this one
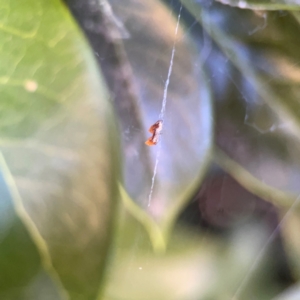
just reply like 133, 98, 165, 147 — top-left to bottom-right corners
181, 0, 300, 201
103, 207, 219, 300
183, 1, 300, 136
0, 0, 120, 299
107, 0, 213, 236
119, 183, 166, 253
188, 172, 293, 298
215, 0, 300, 10
103, 202, 284, 300
22, 271, 62, 300
213, 221, 289, 300
281, 206, 300, 280
0, 170, 41, 299
273, 284, 300, 300
214, 148, 297, 208
64, 0, 154, 213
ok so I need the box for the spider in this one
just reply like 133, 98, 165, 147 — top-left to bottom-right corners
145, 120, 163, 146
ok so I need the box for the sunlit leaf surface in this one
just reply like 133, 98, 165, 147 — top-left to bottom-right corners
0, 0, 120, 299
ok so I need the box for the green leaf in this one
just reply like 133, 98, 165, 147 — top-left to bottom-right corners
0, 0, 120, 299
181, 0, 300, 203
281, 208, 300, 280
183, 1, 300, 137
102, 209, 220, 300
108, 0, 213, 237
0, 170, 41, 299
215, 0, 300, 10
103, 205, 283, 300
214, 148, 297, 209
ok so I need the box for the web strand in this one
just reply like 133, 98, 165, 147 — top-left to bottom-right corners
231, 194, 300, 300
159, 5, 183, 121
147, 5, 182, 207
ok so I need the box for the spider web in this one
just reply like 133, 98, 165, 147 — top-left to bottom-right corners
147, 5, 183, 207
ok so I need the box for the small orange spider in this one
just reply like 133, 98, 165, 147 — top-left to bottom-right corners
145, 120, 163, 146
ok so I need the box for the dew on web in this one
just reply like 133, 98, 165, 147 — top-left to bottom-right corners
147, 5, 183, 208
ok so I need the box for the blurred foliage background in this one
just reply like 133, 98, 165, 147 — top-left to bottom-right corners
1, 0, 300, 299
